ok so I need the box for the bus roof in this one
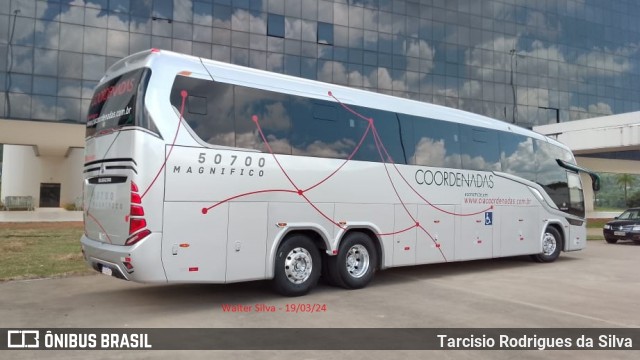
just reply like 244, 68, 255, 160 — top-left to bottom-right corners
107, 49, 564, 150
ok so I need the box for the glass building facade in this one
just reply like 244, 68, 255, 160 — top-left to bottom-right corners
2, 0, 640, 128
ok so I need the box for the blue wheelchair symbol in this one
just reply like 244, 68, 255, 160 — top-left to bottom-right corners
484, 212, 493, 225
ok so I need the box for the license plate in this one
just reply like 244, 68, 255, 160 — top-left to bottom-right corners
614, 231, 626, 236
101, 265, 113, 276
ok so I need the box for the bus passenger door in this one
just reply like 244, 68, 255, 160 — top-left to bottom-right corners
455, 206, 493, 261
225, 202, 268, 282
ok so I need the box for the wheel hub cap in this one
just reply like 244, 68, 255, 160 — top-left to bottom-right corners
542, 233, 556, 255
284, 247, 312, 284
345, 244, 370, 278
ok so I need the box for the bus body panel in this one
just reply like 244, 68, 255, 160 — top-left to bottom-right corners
567, 224, 587, 251
415, 205, 455, 264
162, 201, 227, 282
226, 202, 269, 282
454, 206, 494, 261
84, 132, 135, 245
498, 206, 542, 257
393, 204, 418, 267
84, 131, 167, 244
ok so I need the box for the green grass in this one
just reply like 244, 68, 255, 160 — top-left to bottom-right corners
593, 207, 625, 212
586, 218, 610, 229
0, 222, 92, 281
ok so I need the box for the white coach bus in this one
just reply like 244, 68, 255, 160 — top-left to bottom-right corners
81, 49, 599, 296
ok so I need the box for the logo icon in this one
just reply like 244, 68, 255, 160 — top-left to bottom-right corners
7, 330, 39, 348
484, 212, 493, 226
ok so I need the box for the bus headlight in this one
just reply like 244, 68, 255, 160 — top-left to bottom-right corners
603, 225, 610, 230
632, 226, 640, 231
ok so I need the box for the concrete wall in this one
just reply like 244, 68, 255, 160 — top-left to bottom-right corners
1, 145, 83, 208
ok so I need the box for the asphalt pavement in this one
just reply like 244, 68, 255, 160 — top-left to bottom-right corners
1, 240, 638, 359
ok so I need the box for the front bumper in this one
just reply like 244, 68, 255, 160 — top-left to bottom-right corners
603, 229, 640, 242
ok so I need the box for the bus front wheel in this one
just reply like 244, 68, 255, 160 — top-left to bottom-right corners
272, 235, 321, 297
328, 232, 378, 289
531, 227, 562, 263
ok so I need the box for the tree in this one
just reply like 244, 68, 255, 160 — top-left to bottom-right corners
628, 191, 640, 208
615, 174, 636, 207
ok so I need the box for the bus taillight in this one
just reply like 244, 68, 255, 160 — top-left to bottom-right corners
126, 181, 150, 246
130, 205, 144, 216
126, 229, 151, 246
129, 218, 147, 234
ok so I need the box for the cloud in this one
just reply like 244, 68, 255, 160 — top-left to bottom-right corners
588, 102, 613, 115
575, 45, 638, 74
569, 102, 613, 119
293, 138, 356, 158
500, 137, 537, 180
209, 130, 357, 160
411, 137, 461, 168
461, 154, 501, 172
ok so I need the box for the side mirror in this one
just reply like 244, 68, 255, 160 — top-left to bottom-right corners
555, 159, 600, 192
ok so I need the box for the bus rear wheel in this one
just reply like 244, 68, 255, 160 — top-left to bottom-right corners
272, 235, 321, 297
531, 227, 562, 263
328, 232, 377, 289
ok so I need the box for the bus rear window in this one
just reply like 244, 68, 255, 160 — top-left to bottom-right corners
86, 68, 149, 137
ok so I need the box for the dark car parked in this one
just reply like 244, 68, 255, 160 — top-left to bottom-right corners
603, 208, 640, 244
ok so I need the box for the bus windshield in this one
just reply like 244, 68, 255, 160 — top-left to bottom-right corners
86, 68, 150, 137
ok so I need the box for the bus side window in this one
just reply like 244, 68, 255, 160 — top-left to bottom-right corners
401, 114, 461, 169
459, 125, 501, 171
349, 107, 407, 164
170, 75, 235, 147
234, 86, 292, 154
498, 133, 536, 182
291, 98, 357, 160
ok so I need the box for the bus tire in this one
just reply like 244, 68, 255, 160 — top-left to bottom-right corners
531, 227, 562, 263
605, 237, 618, 244
329, 232, 377, 289
272, 235, 321, 297
322, 255, 346, 288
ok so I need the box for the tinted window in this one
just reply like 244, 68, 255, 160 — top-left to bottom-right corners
401, 114, 461, 168
170, 75, 235, 147
535, 139, 569, 212
459, 125, 501, 171
86, 68, 149, 137
499, 132, 536, 182
567, 172, 585, 218
267, 14, 285, 38
234, 86, 292, 154
317, 22, 333, 45
290, 98, 357, 159
618, 210, 640, 220
349, 106, 406, 164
